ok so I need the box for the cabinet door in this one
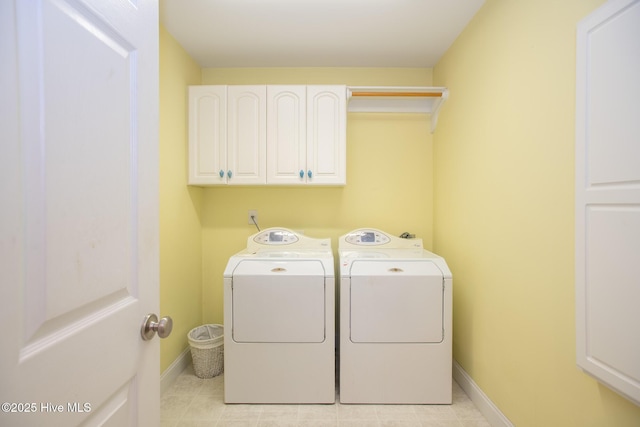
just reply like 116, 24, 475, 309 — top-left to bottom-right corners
575, 0, 640, 405
188, 86, 227, 185
228, 85, 267, 185
267, 86, 306, 185
306, 85, 346, 185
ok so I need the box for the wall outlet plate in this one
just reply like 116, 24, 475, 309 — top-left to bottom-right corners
248, 209, 258, 225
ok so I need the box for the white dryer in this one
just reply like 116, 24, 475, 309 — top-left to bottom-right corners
223, 228, 335, 403
339, 228, 452, 404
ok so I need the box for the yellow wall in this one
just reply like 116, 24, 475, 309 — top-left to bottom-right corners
199, 68, 435, 325
433, 0, 640, 425
159, 26, 204, 373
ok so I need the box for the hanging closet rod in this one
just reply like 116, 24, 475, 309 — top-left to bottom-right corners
350, 91, 443, 98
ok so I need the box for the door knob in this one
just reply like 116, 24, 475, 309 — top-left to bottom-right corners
141, 314, 173, 340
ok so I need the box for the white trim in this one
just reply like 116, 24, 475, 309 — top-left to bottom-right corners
160, 347, 191, 395
453, 360, 514, 427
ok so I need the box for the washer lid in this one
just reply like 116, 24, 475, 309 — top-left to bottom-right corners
349, 259, 444, 277
232, 259, 327, 276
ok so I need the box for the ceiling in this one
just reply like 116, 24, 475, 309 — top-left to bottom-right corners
159, 0, 485, 68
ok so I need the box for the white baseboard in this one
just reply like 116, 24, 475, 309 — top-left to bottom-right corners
160, 347, 191, 395
453, 360, 514, 427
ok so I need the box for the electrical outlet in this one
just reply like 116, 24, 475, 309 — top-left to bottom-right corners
248, 210, 258, 225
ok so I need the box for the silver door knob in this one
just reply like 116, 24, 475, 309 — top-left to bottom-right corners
141, 314, 173, 340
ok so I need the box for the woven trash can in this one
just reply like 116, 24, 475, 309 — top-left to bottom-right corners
188, 324, 224, 379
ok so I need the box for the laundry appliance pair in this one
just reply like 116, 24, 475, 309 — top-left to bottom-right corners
223, 227, 452, 404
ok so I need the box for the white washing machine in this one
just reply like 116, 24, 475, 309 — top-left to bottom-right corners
223, 228, 335, 403
339, 228, 452, 404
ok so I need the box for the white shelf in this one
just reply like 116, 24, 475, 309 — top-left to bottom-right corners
347, 86, 449, 133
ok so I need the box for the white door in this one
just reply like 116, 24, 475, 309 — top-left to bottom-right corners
575, 0, 640, 406
227, 85, 267, 185
267, 86, 307, 185
0, 0, 161, 426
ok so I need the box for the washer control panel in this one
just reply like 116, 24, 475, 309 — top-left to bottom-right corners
344, 229, 391, 246
253, 229, 299, 245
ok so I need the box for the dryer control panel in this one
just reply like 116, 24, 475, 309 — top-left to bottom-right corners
340, 228, 423, 250
253, 229, 299, 245
345, 230, 391, 245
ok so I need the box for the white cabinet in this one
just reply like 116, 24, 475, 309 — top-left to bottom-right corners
190, 85, 346, 186
188, 85, 266, 185
227, 86, 267, 185
266, 85, 346, 185
267, 86, 307, 185
188, 86, 227, 185
306, 85, 346, 185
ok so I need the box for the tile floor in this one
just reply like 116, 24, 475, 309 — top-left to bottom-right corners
161, 365, 491, 427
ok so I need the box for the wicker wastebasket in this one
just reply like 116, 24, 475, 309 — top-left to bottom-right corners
188, 324, 224, 379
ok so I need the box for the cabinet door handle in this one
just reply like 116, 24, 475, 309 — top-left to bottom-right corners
219, 170, 224, 178
307, 170, 313, 179
299, 170, 304, 179
227, 170, 232, 179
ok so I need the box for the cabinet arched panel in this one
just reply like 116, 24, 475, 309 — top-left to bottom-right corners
228, 86, 267, 185
188, 86, 227, 185
267, 86, 306, 185
306, 86, 346, 185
